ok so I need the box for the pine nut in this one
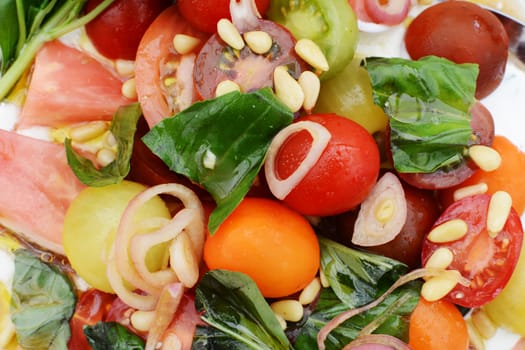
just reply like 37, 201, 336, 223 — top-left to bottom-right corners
122, 78, 137, 99
244, 30, 273, 54
273, 66, 304, 113
466, 318, 486, 350
270, 299, 304, 322
294, 39, 329, 72
453, 182, 488, 201
427, 219, 468, 243
169, 231, 199, 288
130, 310, 155, 332
96, 148, 116, 167
173, 34, 201, 55
161, 333, 182, 350
115, 59, 135, 77
274, 312, 287, 330
319, 268, 330, 288
104, 131, 118, 149
421, 270, 460, 301
70, 121, 108, 143
469, 145, 502, 172
487, 191, 512, 237
471, 308, 497, 339
299, 277, 321, 305
217, 19, 245, 50
424, 247, 454, 270
215, 79, 241, 97
298, 71, 320, 112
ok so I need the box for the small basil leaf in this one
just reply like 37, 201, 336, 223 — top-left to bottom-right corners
363, 56, 477, 173
65, 102, 141, 187
194, 270, 294, 350
143, 89, 293, 233
0, 0, 19, 73
10, 249, 76, 350
84, 322, 145, 350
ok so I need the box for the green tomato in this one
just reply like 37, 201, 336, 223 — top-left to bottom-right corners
314, 57, 388, 134
63, 180, 170, 293
267, 0, 358, 80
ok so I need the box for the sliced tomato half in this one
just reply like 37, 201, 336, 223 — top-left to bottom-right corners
18, 40, 134, 128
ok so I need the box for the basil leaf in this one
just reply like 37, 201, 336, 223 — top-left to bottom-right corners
10, 249, 76, 350
65, 102, 141, 187
0, 0, 19, 73
363, 56, 477, 173
143, 89, 293, 233
84, 322, 145, 350
319, 237, 407, 308
193, 270, 294, 350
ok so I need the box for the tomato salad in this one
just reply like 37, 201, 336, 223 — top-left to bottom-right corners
0, 0, 524, 349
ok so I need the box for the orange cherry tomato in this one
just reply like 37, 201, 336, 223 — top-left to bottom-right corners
409, 298, 469, 350
203, 197, 320, 298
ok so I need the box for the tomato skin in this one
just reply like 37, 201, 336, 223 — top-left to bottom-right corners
421, 194, 523, 308
275, 114, 380, 216
177, 0, 271, 33
85, 0, 171, 60
405, 1, 508, 99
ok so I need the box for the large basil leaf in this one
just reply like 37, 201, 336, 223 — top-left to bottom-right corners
10, 249, 76, 350
0, 0, 19, 73
84, 322, 145, 350
319, 237, 407, 308
65, 102, 141, 187
143, 89, 293, 233
363, 56, 477, 173
193, 270, 294, 350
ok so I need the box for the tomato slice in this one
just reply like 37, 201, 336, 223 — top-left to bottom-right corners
421, 194, 523, 308
18, 40, 134, 128
135, 6, 209, 128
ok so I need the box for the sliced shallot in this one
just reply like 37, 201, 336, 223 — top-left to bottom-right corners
265, 120, 331, 200
343, 334, 412, 349
352, 172, 407, 247
230, 0, 261, 33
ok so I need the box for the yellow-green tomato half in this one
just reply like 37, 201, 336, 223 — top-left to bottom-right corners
62, 180, 170, 293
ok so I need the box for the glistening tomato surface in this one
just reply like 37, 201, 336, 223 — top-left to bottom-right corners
405, 1, 508, 99
203, 197, 320, 298
421, 194, 523, 308
274, 114, 380, 216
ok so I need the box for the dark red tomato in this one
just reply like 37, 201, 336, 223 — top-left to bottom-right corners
68, 289, 116, 350
271, 114, 380, 216
135, 6, 208, 127
85, 0, 171, 60
397, 101, 495, 190
405, 1, 509, 99
194, 19, 307, 100
421, 194, 523, 308
177, 0, 271, 33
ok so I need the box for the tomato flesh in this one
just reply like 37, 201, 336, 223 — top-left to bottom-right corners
421, 194, 523, 307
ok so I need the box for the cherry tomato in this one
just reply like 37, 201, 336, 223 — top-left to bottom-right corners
68, 289, 116, 350
421, 194, 523, 308
84, 0, 171, 60
177, 0, 271, 34
203, 197, 320, 298
363, 0, 411, 25
409, 298, 469, 350
193, 20, 307, 100
404, 1, 509, 99
271, 114, 380, 216
135, 6, 208, 127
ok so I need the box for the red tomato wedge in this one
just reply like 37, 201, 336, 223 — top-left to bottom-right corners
18, 40, 134, 128
0, 129, 85, 253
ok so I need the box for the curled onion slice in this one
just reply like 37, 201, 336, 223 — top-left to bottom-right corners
352, 172, 407, 247
265, 121, 331, 199
230, 0, 261, 33
343, 334, 412, 349
169, 230, 200, 288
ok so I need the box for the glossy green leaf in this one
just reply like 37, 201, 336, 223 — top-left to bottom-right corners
84, 322, 145, 350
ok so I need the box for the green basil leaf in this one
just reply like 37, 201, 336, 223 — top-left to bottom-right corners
319, 237, 407, 308
363, 56, 477, 173
10, 249, 76, 350
65, 102, 141, 187
193, 270, 294, 350
143, 89, 293, 233
0, 0, 19, 73
84, 322, 145, 350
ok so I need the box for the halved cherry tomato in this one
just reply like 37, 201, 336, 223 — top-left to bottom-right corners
193, 19, 307, 100
421, 194, 523, 308
135, 6, 209, 127
68, 289, 116, 350
177, 0, 271, 33
405, 1, 509, 99
271, 113, 380, 216
85, 0, 171, 60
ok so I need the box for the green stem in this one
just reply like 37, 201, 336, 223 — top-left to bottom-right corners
15, 0, 26, 55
